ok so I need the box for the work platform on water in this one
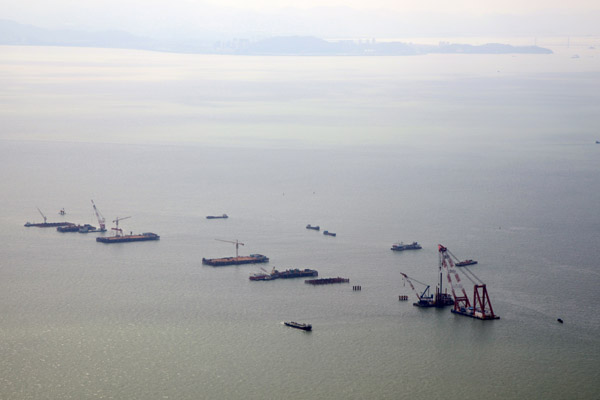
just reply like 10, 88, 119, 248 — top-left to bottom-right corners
96, 232, 160, 243
250, 268, 318, 281
203, 254, 269, 266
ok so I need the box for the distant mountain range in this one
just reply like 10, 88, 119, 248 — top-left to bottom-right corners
0, 19, 553, 56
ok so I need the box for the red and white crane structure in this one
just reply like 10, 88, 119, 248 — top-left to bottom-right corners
438, 244, 499, 320
91, 200, 106, 232
111, 216, 131, 237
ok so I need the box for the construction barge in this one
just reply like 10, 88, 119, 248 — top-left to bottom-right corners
250, 268, 318, 281
25, 221, 73, 228
305, 277, 349, 285
203, 254, 269, 267
96, 232, 160, 243
57, 224, 96, 232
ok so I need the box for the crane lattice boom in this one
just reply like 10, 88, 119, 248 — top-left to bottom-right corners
215, 239, 244, 257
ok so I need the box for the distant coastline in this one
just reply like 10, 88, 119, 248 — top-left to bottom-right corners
0, 19, 553, 56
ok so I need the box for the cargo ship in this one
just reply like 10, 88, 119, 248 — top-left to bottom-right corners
250, 268, 318, 281
306, 224, 320, 231
391, 241, 422, 251
57, 224, 96, 232
323, 230, 336, 237
284, 321, 312, 331
206, 214, 228, 219
202, 254, 269, 267
96, 232, 160, 243
305, 277, 349, 285
455, 259, 478, 267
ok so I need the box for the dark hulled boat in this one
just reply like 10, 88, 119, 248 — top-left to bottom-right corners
96, 232, 160, 243
284, 321, 312, 331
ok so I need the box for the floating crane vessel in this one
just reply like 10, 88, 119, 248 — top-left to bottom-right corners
438, 244, 499, 320
96, 216, 159, 244
24, 207, 73, 228
203, 239, 268, 266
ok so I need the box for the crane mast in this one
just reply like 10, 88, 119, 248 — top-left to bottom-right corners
112, 216, 131, 237
91, 200, 106, 231
439, 244, 471, 312
215, 239, 244, 257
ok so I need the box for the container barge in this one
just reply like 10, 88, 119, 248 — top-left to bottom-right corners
305, 277, 349, 285
96, 232, 160, 243
250, 268, 318, 281
202, 254, 269, 267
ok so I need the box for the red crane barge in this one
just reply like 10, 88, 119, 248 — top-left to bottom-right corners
438, 244, 499, 320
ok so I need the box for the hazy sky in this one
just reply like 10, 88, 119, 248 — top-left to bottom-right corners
3, 0, 599, 37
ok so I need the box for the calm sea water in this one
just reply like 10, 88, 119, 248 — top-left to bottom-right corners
1, 43, 599, 399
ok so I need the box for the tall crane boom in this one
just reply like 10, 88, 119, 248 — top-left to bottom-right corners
37, 207, 47, 224
91, 200, 106, 231
400, 273, 432, 302
215, 239, 244, 257
439, 244, 471, 312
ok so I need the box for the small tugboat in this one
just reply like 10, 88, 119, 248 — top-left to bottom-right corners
206, 214, 228, 219
306, 224, 320, 231
284, 321, 312, 331
323, 230, 336, 237
455, 259, 478, 267
391, 241, 422, 251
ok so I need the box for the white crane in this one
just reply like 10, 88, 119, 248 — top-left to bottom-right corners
215, 239, 244, 257
112, 216, 131, 237
36, 207, 47, 224
91, 200, 106, 231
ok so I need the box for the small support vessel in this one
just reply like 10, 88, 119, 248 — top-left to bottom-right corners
391, 241, 422, 251
284, 321, 312, 331
323, 230, 336, 237
306, 224, 320, 231
305, 277, 349, 285
206, 214, 228, 219
455, 259, 478, 267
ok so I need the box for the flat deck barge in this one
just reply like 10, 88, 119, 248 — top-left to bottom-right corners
305, 277, 349, 285
203, 254, 269, 267
96, 232, 160, 243
451, 308, 500, 320
25, 222, 74, 228
250, 268, 318, 281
